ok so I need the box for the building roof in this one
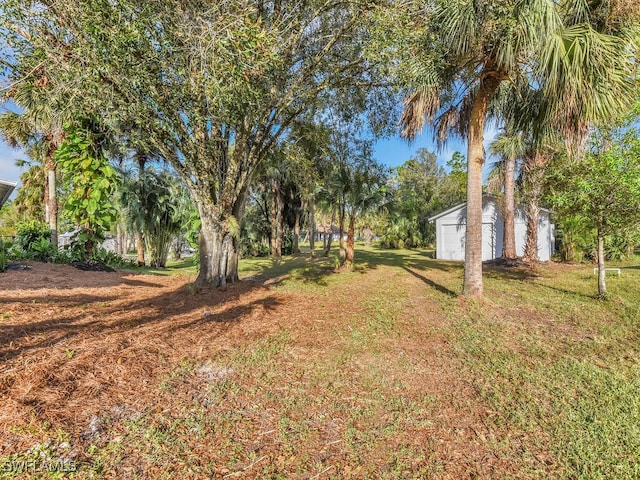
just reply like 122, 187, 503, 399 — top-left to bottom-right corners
0, 179, 17, 209
427, 194, 552, 223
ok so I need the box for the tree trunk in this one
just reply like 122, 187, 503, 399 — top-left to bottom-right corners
47, 168, 58, 248
338, 202, 346, 266
363, 226, 373, 246
522, 156, 545, 263
463, 74, 502, 297
269, 178, 284, 258
345, 211, 355, 269
270, 181, 279, 258
597, 230, 606, 298
523, 198, 539, 263
116, 223, 123, 255
308, 200, 316, 257
196, 217, 239, 286
136, 231, 145, 266
43, 142, 58, 248
323, 209, 336, 256
293, 210, 301, 254
136, 153, 147, 266
502, 156, 516, 258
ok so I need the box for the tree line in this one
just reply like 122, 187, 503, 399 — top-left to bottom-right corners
0, 0, 638, 297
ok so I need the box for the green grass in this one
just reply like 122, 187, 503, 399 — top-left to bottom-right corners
453, 256, 640, 479
4, 246, 640, 478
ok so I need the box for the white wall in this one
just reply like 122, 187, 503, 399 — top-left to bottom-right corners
434, 199, 554, 261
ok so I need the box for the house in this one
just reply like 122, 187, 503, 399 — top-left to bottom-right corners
0, 179, 17, 209
428, 195, 555, 261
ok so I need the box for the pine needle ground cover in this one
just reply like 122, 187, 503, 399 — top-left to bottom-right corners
0, 248, 639, 479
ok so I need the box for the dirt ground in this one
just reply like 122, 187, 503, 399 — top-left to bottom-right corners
0, 260, 527, 479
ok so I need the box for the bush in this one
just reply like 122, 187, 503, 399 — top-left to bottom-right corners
0, 240, 6, 272
15, 220, 50, 251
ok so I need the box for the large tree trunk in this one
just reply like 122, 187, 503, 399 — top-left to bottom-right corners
463, 74, 502, 297
523, 200, 539, 262
136, 153, 147, 266
522, 154, 546, 263
502, 156, 516, 258
44, 143, 58, 249
597, 229, 606, 298
47, 168, 58, 248
195, 204, 240, 287
338, 202, 346, 266
269, 179, 283, 258
116, 223, 123, 255
323, 209, 336, 256
345, 211, 355, 269
136, 232, 145, 266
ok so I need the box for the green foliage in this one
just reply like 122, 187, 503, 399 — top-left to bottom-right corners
15, 220, 50, 251
379, 149, 466, 249
554, 214, 593, 263
379, 216, 424, 249
240, 201, 271, 258
55, 124, 116, 258
90, 247, 137, 269
12, 163, 45, 221
0, 201, 21, 236
118, 168, 193, 268
549, 131, 640, 243
0, 240, 6, 272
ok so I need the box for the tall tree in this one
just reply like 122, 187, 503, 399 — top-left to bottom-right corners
0, 95, 63, 247
489, 131, 525, 259
549, 129, 640, 298
379, 0, 637, 297
2, 0, 386, 287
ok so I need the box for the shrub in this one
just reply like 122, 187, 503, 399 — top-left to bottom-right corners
0, 240, 6, 272
15, 220, 50, 251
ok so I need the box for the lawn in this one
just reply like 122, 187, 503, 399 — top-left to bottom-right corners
0, 247, 639, 479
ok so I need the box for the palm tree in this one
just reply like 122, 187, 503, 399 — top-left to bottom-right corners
489, 131, 526, 259
399, 0, 637, 297
0, 62, 65, 247
117, 168, 189, 268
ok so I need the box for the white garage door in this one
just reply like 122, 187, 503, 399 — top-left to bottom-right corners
440, 223, 495, 261
441, 224, 465, 260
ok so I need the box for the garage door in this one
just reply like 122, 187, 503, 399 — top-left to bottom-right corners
441, 224, 465, 260
440, 223, 495, 261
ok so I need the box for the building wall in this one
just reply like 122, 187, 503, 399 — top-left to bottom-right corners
434, 199, 554, 261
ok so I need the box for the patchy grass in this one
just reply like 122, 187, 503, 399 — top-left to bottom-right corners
1, 249, 640, 478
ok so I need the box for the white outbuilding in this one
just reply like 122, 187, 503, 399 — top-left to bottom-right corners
428, 195, 555, 261
0, 179, 17, 209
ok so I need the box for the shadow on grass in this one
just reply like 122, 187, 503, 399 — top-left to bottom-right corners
482, 265, 541, 282
402, 266, 458, 297
537, 283, 599, 301
240, 246, 458, 289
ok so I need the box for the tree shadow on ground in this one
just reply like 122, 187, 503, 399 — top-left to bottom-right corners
0, 280, 280, 364
536, 283, 598, 301
0, 262, 167, 291
482, 265, 541, 282
401, 266, 458, 297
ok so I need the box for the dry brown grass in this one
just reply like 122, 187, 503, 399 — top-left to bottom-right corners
0, 256, 570, 478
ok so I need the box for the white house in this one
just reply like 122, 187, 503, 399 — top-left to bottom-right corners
0, 179, 17, 209
428, 195, 555, 261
